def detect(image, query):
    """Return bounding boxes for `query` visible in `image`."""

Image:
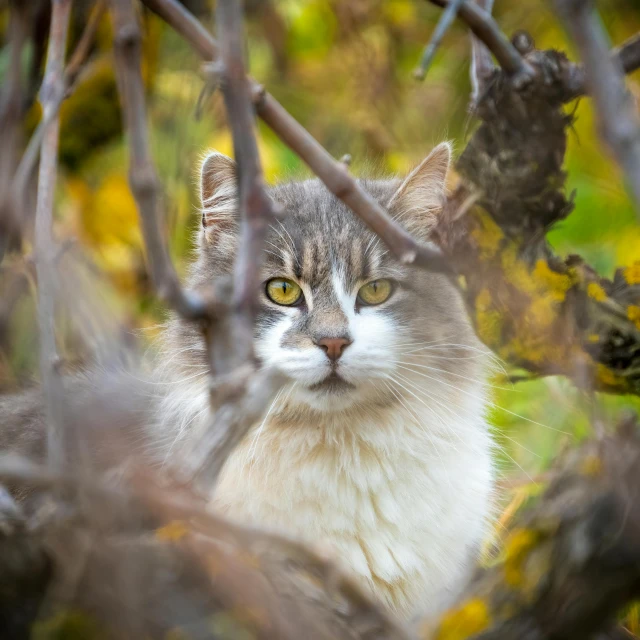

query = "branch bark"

[469,0,496,107]
[426,0,534,85]
[109,0,209,321]
[414,0,466,81]
[215,0,277,368]
[34,0,72,471]
[13,0,107,213]
[555,0,640,218]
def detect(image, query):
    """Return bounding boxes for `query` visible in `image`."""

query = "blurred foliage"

[1,0,640,583]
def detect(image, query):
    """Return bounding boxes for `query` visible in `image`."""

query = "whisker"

[384,375,460,454]
[392,364,569,435]
[394,361,515,392]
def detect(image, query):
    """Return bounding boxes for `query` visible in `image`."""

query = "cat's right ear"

[200,151,237,233]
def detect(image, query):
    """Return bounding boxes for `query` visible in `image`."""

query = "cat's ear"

[388,142,451,238]
[200,151,237,231]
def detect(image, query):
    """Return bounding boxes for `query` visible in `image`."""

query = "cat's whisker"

[384,375,460,455]
[275,219,301,266]
[392,362,569,435]
[393,370,545,472]
[393,361,515,392]
[492,430,542,459]
[245,386,287,468]
[390,370,468,451]
[382,380,455,473]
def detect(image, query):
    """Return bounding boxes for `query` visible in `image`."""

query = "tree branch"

[13,0,107,214]
[555,0,640,218]
[565,34,640,100]
[216,0,277,368]
[140,0,451,275]
[426,0,534,85]
[109,0,209,321]
[34,0,73,472]
[414,0,466,81]
[469,0,496,107]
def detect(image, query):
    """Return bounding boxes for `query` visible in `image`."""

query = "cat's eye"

[357,279,393,306]
[266,278,303,306]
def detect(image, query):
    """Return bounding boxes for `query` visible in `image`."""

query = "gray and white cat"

[155,143,495,619]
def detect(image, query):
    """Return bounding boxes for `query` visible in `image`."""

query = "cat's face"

[184,145,483,413]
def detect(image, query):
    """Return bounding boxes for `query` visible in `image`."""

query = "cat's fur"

[153,144,495,618]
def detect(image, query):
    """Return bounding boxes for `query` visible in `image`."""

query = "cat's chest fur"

[209,398,494,619]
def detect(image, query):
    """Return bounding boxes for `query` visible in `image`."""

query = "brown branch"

[615,33,640,78]
[140,0,451,275]
[109,0,209,321]
[216,0,277,368]
[414,0,466,81]
[13,0,107,210]
[426,0,534,85]
[34,0,72,471]
[564,33,640,100]
[555,0,640,218]
[469,0,496,107]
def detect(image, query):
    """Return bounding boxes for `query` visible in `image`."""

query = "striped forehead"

[262,180,383,290]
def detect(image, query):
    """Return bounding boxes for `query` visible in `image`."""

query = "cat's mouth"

[308,371,356,394]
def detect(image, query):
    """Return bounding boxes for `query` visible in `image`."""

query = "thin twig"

[109,0,209,320]
[555,0,640,218]
[414,0,466,81]
[216,0,277,367]
[140,0,451,274]
[34,0,73,471]
[469,0,495,106]
[565,33,640,99]
[0,3,30,259]
[14,0,107,208]
[426,0,534,85]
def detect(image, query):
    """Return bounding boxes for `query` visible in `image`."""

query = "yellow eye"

[357,279,393,306]
[266,278,303,306]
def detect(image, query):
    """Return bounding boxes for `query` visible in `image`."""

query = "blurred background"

[1,0,640,542]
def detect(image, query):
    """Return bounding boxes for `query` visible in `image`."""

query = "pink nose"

[317,337,352,362]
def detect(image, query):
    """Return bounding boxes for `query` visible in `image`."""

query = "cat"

[153,143,495,619]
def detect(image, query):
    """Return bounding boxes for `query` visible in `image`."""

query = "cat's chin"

[290,374,381,413]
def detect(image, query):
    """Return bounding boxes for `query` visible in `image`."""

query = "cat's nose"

[316,337,352,362]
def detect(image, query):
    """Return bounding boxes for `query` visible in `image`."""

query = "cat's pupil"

[281,283,289,293]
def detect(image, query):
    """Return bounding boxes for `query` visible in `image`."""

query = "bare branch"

[555,0,640,218]
[426,0,534,85]
[13,0,107,209]
[140,0,451,274]
[216,0,277,367]
[469,0,496,106]
[34,0,72,470]
[615,33,640,78]
[414,0,466,81]
[0,3,30,260]
[565,32,640,99]
[109,0,209,320]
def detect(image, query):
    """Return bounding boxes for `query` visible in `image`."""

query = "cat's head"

[180,144,484,413]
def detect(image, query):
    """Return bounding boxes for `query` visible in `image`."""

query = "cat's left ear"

[388,142,451,238]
